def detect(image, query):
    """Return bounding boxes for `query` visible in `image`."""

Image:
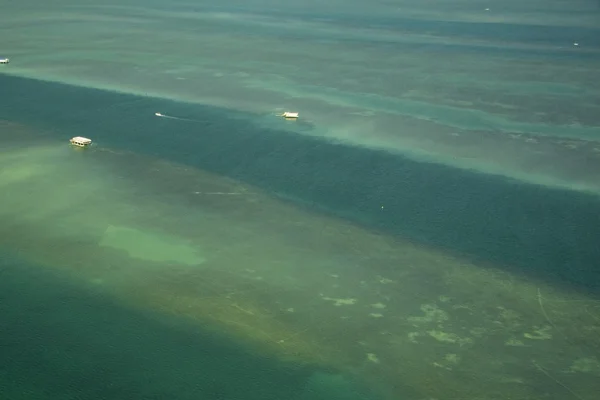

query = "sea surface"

[1,1,600,400]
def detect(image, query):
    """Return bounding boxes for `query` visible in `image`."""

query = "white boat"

[280,111,299,119]
[0,58,9,64]
[70,136,92,147]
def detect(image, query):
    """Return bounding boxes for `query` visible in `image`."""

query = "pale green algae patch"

[100,225,205,265]
[567,357,600,376]
[0,163,47,186]
[524,325,553,340]
[0,145,57,187]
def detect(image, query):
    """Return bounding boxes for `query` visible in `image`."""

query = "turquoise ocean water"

[2,75,599,293]
[2,1,600,399]
[2,74,600,400]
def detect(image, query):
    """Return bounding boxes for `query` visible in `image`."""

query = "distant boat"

[70,136,92,147]
[279,111,299,120]
[0,58,9,64]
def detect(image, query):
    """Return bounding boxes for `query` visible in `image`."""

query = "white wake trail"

[154,112,199,122]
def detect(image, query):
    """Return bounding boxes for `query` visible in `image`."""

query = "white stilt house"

[280,111,299,120]
[70,136,92,147]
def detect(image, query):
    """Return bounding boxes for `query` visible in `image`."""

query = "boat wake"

[154,112,199,122]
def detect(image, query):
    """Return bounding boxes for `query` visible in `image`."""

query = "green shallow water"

[1,117,600,400]
[0,253,380,400]
[2,76,600,295]
[0,126,380,400]
[2,1,600,397]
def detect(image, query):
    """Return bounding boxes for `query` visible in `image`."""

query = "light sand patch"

[366,353,380,364]
[469,327,487,337]
[445,353,460,364]
[505,338,527,347]
[433,353,461,371]
[0,163,48,187]
[566,357,600,375]
[408,303,449,324]
[100,225,205,265]
[407,332,421,343]
[427,330,473,346]
[523,325,553,340]
[0,146,63,188]
[377,276,394,284]
[321,296,357,306]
